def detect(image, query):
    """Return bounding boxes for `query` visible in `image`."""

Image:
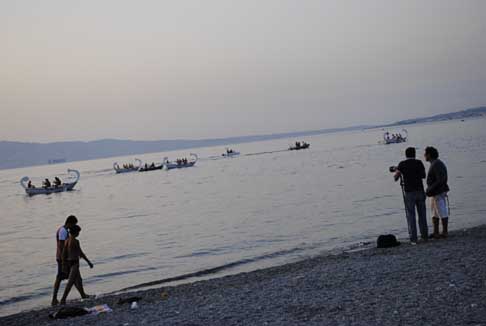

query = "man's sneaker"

[410,241,417,246]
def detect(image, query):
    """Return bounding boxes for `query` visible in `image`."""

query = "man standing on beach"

[425,147,450,238]
[394,147,428,244]
[51,215,78,306]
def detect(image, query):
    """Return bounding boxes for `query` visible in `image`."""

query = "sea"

[1,118,485,317]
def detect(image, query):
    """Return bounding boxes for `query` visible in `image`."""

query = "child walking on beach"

[60,225,94,305]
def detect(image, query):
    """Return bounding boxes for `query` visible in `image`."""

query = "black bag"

[377,234,400,248]
[49,307,89,319]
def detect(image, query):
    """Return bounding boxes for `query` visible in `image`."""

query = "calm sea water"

[1,119,485,316]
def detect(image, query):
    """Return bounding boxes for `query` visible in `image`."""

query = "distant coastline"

[0,106,484,171]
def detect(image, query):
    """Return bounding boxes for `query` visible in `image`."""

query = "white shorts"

[431,193,449,219]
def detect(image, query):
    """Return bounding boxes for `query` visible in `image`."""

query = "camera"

[389,166,398,173]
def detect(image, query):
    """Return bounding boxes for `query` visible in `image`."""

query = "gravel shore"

[2,225,486,326]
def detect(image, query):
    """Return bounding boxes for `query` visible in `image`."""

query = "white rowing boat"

[222,149,240,157]
[20,169,80,196]
[382,129,408,144]
[163,153,198,170]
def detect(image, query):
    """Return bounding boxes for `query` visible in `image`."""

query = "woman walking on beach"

[60,225,94,305]
[52,215,78,306]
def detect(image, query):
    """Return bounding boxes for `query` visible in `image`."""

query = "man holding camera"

[424,146,450,238]
[393,147,428,244]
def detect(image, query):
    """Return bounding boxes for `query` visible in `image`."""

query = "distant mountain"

[1,106,484,170]
[0,125,368,170]
[385,106,486,127]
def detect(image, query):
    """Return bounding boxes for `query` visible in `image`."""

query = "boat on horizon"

[222,148,240,157]
[20,169,80,196]
[289,141,310,151]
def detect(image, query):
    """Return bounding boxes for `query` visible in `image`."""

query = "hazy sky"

[1,1,485,142]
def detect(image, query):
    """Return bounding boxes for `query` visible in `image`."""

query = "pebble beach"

[2,224,486,326]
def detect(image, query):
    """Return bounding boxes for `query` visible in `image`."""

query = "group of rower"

[294,141,308,148]
[144,162,157,169]
[176,158,189,166]
[385,132,405,142]
[114,163,136,170]
[28,177,62,189]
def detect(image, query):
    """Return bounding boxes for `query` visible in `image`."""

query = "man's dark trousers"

[404,191,428,242]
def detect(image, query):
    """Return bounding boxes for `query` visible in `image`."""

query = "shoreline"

[0,236,376,318]
[2,224,486,325]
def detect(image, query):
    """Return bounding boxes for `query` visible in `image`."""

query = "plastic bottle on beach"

[131,301,138,310]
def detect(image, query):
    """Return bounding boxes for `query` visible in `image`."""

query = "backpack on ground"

[377,234,400,248]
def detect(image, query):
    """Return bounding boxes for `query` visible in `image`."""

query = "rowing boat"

[383,129,408,144]
[163,153,198,170]
[114,158,142,173]
[20,169,80,196]
[289,143,310,150]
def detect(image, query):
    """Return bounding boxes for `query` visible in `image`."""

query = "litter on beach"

[86,304,113,315]
[161,291,169,300]
[117,296,142,305]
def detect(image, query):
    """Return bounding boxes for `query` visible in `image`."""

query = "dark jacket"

[426,159,450,197]
[397,158,426,193]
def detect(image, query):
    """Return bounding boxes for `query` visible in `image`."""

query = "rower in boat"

[53,177,62,188]
[27,180,35,188]
[43,178,51,189]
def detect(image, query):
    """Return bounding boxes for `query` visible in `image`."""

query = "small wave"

[0,287,50,307]
[0,230,19,237]
[113,213,150,220]
[352,194,394,204]
[0,294,36,307]
[244,149,288,157]
[88,267,158,281]
[109,252,150,261]
[83,168,113,175]
[92,252,151,266]
[118,246,308,292]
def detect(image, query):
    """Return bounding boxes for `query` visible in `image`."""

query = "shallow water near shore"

[1,118,485,316]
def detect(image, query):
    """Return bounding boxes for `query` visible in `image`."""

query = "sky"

[1,1,486,142]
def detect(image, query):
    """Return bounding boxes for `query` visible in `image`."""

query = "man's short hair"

[65,215,78,226]
[405,147,416,158]
[425,146,439,160]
